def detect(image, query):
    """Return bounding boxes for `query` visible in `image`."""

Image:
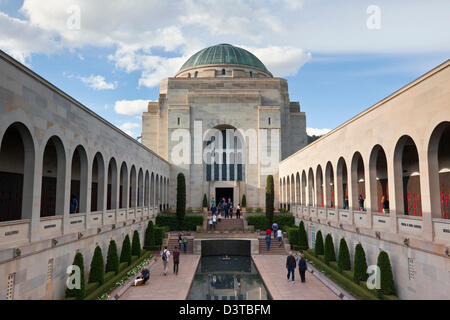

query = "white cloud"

[117,122,140,137]
[307,128,331,136]
[80,75,117,90]
[114,100,149,115]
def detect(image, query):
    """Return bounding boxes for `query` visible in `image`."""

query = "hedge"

[246,214,295,231]
[315,230,324,256]
[241,194,246,207]
[337,238,351,272]
[176,173,186,221]
[377,251,396,296]
[105,240,119,274]
[298,221,309,250]
[88,246,105,285]
[143,221,155,249]
[353,243,368,283]
[84,251,153,300]
[324,234,336,264]
[287,227,300,247]
[131,230,142,258]
[202,194,208,208]
[120,234,132,266]
[65,252,85,299]
[156,214,203,231]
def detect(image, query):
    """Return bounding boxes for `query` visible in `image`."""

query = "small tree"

[324,233,336,264]
[144,220,155,249]
[105,240,119,274]
[337,238,351,272]
[120,234,132,266]
[131,230,142,258]
[315,230,324,256]
[88,246,105,285]
[298,221,309,250]
[377,251,396,296]
[353,243,368,283]
[241,194,247,208]
[202,194,208,208]
[265,175,275,225]
[65,252,85,299]
[176,173,186,222]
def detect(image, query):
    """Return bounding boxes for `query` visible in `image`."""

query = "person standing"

[178,233,183,249]
[382,196,389,213]
[229,203,233,219]
[173,246,180,275]
[183,235,188,253]
[286,252,296,282]
[212,213,217,230]
[70,195,78,214]
[344,196,349,210]
[298,251,308,283]
[161,246,171,276]
[211,204,217,216]
[272,222,278,240]
[265,233,271,251]
[236,204,241,219]
[277,229,283,247]
[358,194,365,211]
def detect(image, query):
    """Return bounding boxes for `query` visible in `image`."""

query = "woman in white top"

[277,229,283,247]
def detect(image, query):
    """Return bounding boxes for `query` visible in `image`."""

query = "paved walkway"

[252,255,340,300]
[120,254,200,300]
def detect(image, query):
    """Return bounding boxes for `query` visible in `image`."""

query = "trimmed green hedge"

[324,233,336,264]
[353,243,368,283]
[88,246,105,285]
[337,238,351,272]
[287,227,300,246]
[246,214,295,231]
[298,221,309,250]
[314,230,324,256]
[65,252,85,299]
[156,214,203,231]
[144,221,155,249]
[131,230,142,258]
[85,282,100,296]
[84,251,153,300]
[120,235,132,266]
[154,226,169,246]
[105,240,119,274]
[377,251,396,296]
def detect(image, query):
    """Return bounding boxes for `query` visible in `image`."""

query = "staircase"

[214,217,244,231]
[166,236,194,254]
[258,236,287,255]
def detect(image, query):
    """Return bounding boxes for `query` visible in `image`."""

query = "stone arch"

[316,165,324,207]
[119,162,128,209]
[138,168,144,207]
[130,165,137,208]
[337,157,348,209]
[144,170,150,207]
[301,170,307,206]
[351,152,366,211]
[91,152,105,212]
[325,161,335,208]
[308,168,315,206]
[107,158,118,210]
[369,145,389,213]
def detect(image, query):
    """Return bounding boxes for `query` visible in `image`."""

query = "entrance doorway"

[216,188,234,204]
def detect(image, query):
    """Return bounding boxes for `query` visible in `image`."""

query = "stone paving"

[252,255,341,300]
[120,254,200,300]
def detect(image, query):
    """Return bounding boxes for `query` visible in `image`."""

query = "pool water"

[187,256,271,300]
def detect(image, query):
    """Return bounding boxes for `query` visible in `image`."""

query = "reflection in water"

[187,256,271,300]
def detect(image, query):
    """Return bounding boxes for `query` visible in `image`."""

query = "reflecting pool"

[187,256,271,300]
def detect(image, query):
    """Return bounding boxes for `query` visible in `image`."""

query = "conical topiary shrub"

[324,233,336,264]
[265,175,275,225]
[120,234,132,266]
[202,194,208,208]
[176,173,186,222]
[131,230,142,258]
[241,194,246,208]
[65,251,85,299]
[144,220,155,250]
[377,251,396,295]
[353,243,368,283]
[298,221,309,250]
[337,238,351,272]
[105,240,119,274]
[315,230,324,256]
[88,246,105,285]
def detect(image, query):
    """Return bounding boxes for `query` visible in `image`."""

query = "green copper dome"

[179,44,269,73]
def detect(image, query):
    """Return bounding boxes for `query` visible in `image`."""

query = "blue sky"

[1,0,449,137]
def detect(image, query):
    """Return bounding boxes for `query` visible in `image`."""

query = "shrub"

[88,246,105,285]
[120,234,132,266]
[256,208,263,213]
[265,175,274,225]
[105,240,119,274]
[156,214,203,231]
[298,221,309,250]
[247,214,295,231]
[287,227,300,246]
[337,238,351,272]
[377,251,396,296]
[65,252,85,299]
[241,194,247,208]
[202,194,208,208]
[246,207,253,213]
[154,226,168,246]
[131,230,142,258]
[315,230,324,256]
[324,233,336,264]
[176,173,186,221]
[144,220,155,249]
[353,243,368,283]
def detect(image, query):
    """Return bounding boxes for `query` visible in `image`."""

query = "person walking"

[161,246,171,276]
[178,233,183,248]
[286,252,296,282]
[298,251,308,283]
[272,222,278,240]
[236,204,241,219]
[265,233,271,251]
[277,229,283,247]
[173,246,180,275]
[212,213,217,230]
[183,235,188,253]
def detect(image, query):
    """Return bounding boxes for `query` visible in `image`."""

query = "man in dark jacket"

[298,251,308,283]
[286,252,296,282]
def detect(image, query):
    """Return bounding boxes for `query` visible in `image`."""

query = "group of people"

[208,197,242,230]
[264,222,283,250]
[286,251,308,283]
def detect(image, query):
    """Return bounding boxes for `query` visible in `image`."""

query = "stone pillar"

[418,149,433,242]
[29,149,42,243]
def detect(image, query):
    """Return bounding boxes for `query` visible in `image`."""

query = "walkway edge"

[307,264,356,300]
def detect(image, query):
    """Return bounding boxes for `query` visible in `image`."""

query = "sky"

[0,0,449,138]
